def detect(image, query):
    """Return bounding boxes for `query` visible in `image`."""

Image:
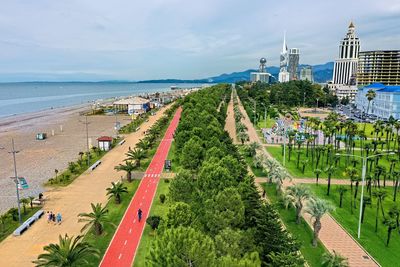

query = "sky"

[0,0,399,82]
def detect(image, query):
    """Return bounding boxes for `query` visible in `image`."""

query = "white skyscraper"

[332,22,360,86]
[278,32,290,83]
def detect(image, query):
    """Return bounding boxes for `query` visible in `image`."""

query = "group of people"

[47,211,62,224]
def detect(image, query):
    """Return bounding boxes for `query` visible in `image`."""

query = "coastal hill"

[138,62,334,84]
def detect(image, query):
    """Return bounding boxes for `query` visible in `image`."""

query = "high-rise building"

[300,66,313,82]
[288,48,300,80]
[332,22,360,86]
[278,32,290,83]
[357,50,400,86]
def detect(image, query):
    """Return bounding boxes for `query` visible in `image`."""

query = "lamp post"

[8,139,22,224]
[262,103,267,129]
[335,151,394,238]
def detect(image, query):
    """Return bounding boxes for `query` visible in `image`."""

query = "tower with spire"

[278,32,290,83]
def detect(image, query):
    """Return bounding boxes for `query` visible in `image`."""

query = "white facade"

[332,22,360,86]
[355,83,400,119]
[250,72,271,83]
[335,85,358,102]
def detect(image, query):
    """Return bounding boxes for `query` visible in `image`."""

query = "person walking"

[137,208,143,222]
[56,213,62,224]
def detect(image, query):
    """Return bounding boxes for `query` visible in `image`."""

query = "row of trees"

[233,89,250,145]
[145,84,304,266]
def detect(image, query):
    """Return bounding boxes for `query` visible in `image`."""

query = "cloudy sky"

[0,0,399,81]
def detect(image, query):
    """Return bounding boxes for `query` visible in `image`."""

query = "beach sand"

[0,104,132,214]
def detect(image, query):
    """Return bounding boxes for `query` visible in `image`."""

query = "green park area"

[262,183,327,267]
[309,184,400,267]
[256,117,276,129]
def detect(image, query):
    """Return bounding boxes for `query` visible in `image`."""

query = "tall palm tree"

[285,184,311,224]
[78,203,111,236]
[325,165,336,196]
[248,142,260,157]
[337,186,348,208]
[237,131,249,145]
[33,234,99,266]
[106,182,128,204]
[125,148,146,168]
[305,197,334,247]
[136,139,151,150]
[321,250,349,267]
[314,168,322,185]
[364,89,376,132]
[372,190,387,232]
[114,161,136,182]
[383,215,397,246]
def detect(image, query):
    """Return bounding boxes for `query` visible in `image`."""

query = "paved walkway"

[227,89,379,267]
[0,106,171,267]
[224,90,238,144]
[100,108,181,267]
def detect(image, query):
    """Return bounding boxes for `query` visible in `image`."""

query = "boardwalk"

[100,108,181,267]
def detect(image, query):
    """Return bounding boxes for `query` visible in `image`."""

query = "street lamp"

[261,103,267,129]
[335,151,395,239]
[7,139,22,224]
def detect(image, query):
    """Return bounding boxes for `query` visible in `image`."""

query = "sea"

[0,82,202,118]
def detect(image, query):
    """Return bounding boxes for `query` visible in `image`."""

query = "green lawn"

[83,180,140,266]
[0,206,41,243]
[244,156,268,177]
[262,183,327,267]
[134,180,171,267]
[266,146,394,179]
[356,123,375,138]
[309,184,400,267]
[257,117,276,129]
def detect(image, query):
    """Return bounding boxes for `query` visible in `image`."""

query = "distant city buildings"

[250,58,272,83]
[278,33,290,83]
[357,50,400,86]
[300,66,313,82]
[288,48,300,80]
[330,22,360,102]
[355,83,400,119]
[278,33,300,82]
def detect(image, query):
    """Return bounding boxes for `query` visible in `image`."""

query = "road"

[100,107,181,267]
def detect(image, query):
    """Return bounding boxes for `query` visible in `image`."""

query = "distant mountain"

[137,62,334,84]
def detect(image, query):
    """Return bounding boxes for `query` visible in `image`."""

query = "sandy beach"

[0,104,132,214]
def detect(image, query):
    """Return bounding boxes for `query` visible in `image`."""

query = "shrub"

[159,194,166,204]
[164,179,170,183]
[146,215,162,230]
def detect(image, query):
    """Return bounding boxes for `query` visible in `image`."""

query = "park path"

[224,90,238,144]
[0,106,172,267]
[100,108,181,267]
[227,88,379,267]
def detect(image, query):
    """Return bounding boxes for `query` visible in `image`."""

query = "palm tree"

[136,139,151,150]
[33,234,99,266]
[237,131,249,145]
[372,190,387,232]
[314,168,322,185]
[285,184,311,224]
[337,186,348,208]
[114,161,136,182]
[0,213,10,232]
[20,198,30,215]
[248,142,260,157]
[305,197,334,247]
[106,182,128,204]
[54,169,59,180]
[325,165,336,196]
[301,159,309,174]
[126,148,146,168]
[364,89,376,132]
[361,196,371,223]
[383,215,397,246]
[321,250,349,267]
[28,196,35,209]
[78,203,111,236]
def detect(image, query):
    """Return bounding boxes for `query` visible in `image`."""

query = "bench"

[13,209,44,236]
[90,160,102,171]
[118,139,126,146]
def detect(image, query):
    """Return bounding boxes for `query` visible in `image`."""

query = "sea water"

[0,82,200,117]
